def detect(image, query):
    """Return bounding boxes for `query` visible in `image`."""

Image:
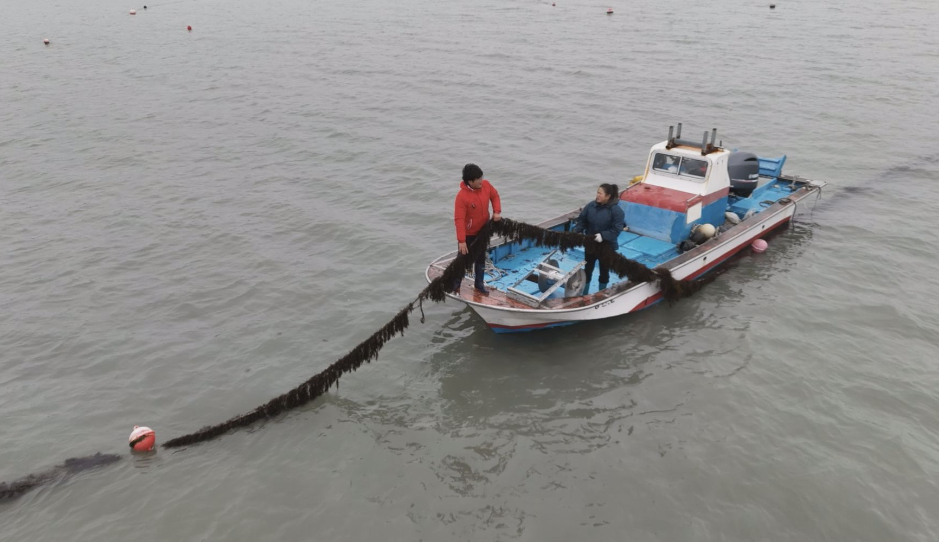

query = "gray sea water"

[2,0,939,539]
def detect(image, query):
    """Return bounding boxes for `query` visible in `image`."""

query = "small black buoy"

[143,5,147,9]
[769,3,775,8]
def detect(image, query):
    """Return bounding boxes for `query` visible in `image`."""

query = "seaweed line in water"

[1,218,715,502]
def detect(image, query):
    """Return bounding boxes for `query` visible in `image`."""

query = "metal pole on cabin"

[668,126,674,143]
[676,123,682,139]
[711,128,717,147]
[701,131,709,154]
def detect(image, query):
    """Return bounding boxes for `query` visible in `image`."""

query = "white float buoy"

[695,223,716,239]
[751,239,768,253]
[606,7,613,14]
[43,38,50,45]
[129,9,137,15]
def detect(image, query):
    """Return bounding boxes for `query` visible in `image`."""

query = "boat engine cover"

[728,151,760,196]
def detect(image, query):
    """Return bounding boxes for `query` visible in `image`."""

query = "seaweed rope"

[1,218,717,501]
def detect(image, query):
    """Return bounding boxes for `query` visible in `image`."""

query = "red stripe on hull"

[488,321,565,330]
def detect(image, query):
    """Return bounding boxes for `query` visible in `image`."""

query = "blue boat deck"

[483,229,679,296]
[728,178,798,217]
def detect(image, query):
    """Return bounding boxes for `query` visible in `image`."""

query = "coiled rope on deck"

[2,218,718,501]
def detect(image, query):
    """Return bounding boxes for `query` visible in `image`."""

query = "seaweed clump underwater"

[0,453,121,502]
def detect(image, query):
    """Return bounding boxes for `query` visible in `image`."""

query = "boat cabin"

[620,126,731,244]
[620,124,788,244]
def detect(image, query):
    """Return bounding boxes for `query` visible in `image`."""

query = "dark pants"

[584,250,610,285]
[453,235,488,290]
[465,235,487,287]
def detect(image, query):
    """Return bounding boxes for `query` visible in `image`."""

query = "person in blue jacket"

[572,183,625,294]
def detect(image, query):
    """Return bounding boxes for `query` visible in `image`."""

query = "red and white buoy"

[129,425,156,452]
[751,239,768,253]
[43,38,50,45]
[606,7,613,14]
[129,9,137,15]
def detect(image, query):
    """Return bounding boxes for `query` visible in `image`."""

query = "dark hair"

[599,183,619,202]
[462,163,484,183]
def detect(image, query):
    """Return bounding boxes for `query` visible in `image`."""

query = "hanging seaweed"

[164,218,714,448]
[163,232,497,448]
[162,303,417,448]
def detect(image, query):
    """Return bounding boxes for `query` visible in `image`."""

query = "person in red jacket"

[454,163,502,294]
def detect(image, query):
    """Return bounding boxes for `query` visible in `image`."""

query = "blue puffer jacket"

[573,200,626,249]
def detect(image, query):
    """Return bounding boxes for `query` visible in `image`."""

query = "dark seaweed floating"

[164,218,714,448]
[0,453,121,502]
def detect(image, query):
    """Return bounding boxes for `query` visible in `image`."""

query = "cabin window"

[652,153,708,180]
[679,158,708,178]
[652,153,681,174]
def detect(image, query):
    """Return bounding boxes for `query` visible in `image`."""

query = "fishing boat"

[425,125,826,333]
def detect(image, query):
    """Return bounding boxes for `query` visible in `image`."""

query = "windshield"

[652,153,708,180]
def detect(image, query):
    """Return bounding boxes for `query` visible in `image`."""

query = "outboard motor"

[727,152,760,197]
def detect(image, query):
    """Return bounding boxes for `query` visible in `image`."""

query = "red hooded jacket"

[454,180,501,242]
